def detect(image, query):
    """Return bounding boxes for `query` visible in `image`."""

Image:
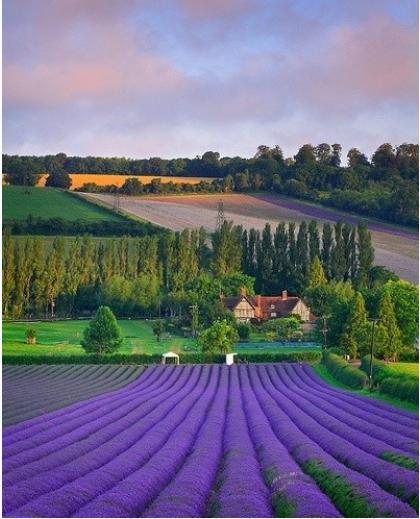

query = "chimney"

[240,286,247,297]
[256,295,261,307]
[281,290,288,301]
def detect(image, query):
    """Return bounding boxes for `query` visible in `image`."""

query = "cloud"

[3,0,418,159]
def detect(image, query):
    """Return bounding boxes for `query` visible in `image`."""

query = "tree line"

[3,142,418,225]
[4,220,379,321]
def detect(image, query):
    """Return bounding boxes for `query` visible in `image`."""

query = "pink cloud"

[301,15,418,106]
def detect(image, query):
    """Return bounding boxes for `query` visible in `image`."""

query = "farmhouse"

[221,288,311,323]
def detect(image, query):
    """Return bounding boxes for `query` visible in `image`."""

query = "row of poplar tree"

[213,220,375,295]
[3,219,375,319]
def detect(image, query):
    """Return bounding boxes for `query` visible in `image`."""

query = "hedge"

[379,377,419,404]
[360,355,419,404]
[2,350,321,365]
[399,349,419,363]
[322,351,368,389]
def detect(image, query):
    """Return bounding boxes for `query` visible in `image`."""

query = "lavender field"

[3,364,419,518]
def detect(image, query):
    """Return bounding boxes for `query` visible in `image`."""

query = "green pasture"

[3,319,320,357]
[3,186,121,222]
[384,362,419,378]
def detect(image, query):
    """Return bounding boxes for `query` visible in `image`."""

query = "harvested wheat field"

[32,173,215,189]
[83,193,418,283]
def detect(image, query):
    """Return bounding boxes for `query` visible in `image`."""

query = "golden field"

[3,174,216,189]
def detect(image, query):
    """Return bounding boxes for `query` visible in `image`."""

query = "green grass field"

[3,319,320,356]
[3,186,122,222]
[384,362,419,378]
[314,364,419,412]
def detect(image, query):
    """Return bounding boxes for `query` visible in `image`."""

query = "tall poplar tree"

[308,220,320,262]
[321,223,333,279]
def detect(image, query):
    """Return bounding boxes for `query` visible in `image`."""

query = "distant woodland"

[3,142,418,226]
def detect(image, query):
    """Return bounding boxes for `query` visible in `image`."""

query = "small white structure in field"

[161,351,179,365]
[226,353,237,366]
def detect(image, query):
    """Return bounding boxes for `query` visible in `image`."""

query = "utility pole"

[321,315,329,350]
[368,318,380,391]
[216,199,225,230]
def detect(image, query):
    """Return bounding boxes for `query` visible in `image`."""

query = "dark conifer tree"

[308,220,320,262]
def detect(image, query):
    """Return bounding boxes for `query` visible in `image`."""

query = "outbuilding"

[161,351,180,365]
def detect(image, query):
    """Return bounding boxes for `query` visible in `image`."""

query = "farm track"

[2,365,144,426]
[3,364,418,518]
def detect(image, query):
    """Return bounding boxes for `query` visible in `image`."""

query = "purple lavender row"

[282,364,418,456]
[303,364,419,425]
[3,366,159,442]
[239,366,340,517]
[293,364,419,444]
[208,366,273,517]
[4,367,168,453]
[73,366,222,517]
[4,366,202,516]
[4,367,182,473]
[4,367,186,487]
[143,367,230,518]
[267,366,418,508]
[250,365,417,518]
[3,366,162,444]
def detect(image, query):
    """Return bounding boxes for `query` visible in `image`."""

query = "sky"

[3,0,419,160]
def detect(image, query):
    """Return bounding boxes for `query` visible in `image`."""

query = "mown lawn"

[384,362,419,378]
[3,186,122,222]
[3,319,321,357]
[2,319,196,356]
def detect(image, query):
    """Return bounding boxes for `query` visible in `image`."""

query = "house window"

[271,312,277,317]
[270,304,275,309]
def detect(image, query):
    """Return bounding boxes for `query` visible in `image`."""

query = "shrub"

[25,328,36,344]
[360,354,419,403]
[399,349,419,363]
[322,351,368,389]
[2,350,321,365]
[237,323,251,341]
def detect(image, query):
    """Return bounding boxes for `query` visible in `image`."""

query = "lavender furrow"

[73,366,221,517]
[3,366,135,416]
[4,366,190,488]
[3,366,160,441]
[143,367,230,518]
[289,364,418,450]
[302,365,419,425]
[3,369,174,467]
[266,365,418,506]
[4,367,176,462]
[208,366,273,518]
[239,365,340,518]
[5,366,205,517]
[282,364,418,457]
[251,366,416,518]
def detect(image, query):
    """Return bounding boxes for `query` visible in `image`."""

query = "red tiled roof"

[249,296,301,319]
[221,293,308,320]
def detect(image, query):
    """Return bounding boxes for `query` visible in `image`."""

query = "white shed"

[161,351,180,365]
[225,353,237,366]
